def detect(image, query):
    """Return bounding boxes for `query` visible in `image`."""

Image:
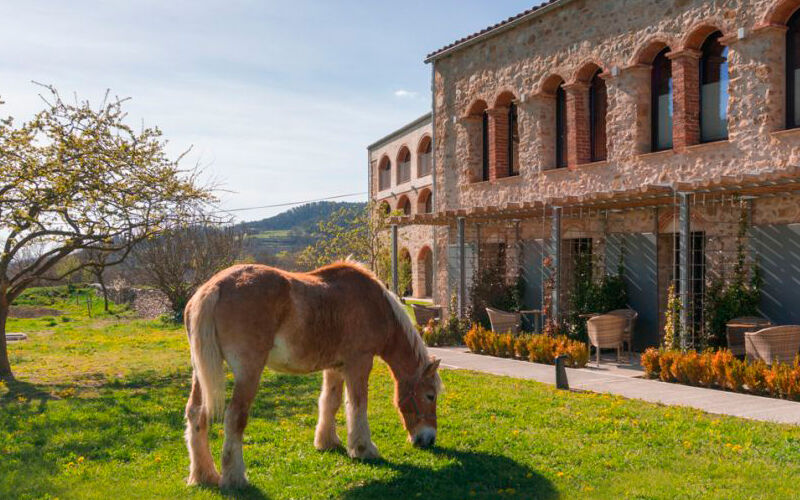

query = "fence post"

[551,207,562,322]
[679,192,691,350]
[457,216,466,317]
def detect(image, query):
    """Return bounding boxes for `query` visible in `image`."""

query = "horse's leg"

[185,374,220,486]
[315,368,344,451]
[219,364,261,489]
[343,358,380,459]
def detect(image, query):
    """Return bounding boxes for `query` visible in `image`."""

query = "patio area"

[429,346,800,425]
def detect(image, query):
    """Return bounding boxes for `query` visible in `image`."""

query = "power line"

[214,191,367,214]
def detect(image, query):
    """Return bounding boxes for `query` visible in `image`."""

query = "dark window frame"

[699,31,729,143]
[589,70,608,162]
[508,102,519,176]
[651,47,673,152]
[481,111,489,181]
[788,11,800,129]
[555,84,567,168]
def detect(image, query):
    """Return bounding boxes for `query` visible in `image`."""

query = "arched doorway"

[418,246,433,298]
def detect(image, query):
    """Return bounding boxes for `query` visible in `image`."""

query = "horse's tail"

[186,286,226,422]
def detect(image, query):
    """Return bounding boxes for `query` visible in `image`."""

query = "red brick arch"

[417,188,432,214]
[763,0,800,25]
[493,89,517,107]
[538,73,566,96]
[465,99,488,118]
[396,146,411,185]
[630,38,673,65]
[396,194,411,216]
[681,22,727,51]
[572,61,604,84]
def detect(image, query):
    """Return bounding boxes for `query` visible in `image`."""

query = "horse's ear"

[424,357,441,377]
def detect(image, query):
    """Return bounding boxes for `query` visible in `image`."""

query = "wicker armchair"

[587,314,628,367]
[726,316,772,356]
[607,308,638,360]
[745,325,800,364]
[486,307,521,335]
[411,304,441,327]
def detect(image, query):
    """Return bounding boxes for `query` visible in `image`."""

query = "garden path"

[428,347,800,425]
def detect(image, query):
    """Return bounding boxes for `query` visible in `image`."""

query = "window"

[418,189,433,214]
[378,157,391,191]
[397,196,411,216]
[397,148,411,184]
[788,10,800,128]
[589,70,608,162]
[418,137,432,177]
[555,84,568,168]
[481,111,489,180]
[700,31,729,142]
[652,48,673,151]
[508,102,520,175]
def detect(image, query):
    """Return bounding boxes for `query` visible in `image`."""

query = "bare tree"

[0,85,214,379]
[133,225,244,320]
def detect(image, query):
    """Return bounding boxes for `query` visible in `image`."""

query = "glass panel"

[789,11,800,128]
[556,85,567,168]
[652,49,673,151]
[701,33,728,142]
[590,71,607,161]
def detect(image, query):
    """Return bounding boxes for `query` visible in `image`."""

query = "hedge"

[641,348,800,401]
[464,325,589,368]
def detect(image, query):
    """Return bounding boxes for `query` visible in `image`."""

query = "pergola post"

[457,217,466,317]
[678,192,691,350]
[551,207,562,322]
[391,224,399,295]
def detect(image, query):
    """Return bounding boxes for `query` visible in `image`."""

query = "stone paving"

[428,346,800,425]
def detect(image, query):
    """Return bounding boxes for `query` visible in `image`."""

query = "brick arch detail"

[763,0,800,25]
[537,73,567,96]
[681,22,728,51]
[572,61,605,84]
[630,37,674,66]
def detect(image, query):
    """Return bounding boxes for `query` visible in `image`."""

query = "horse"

[183,261,443,488]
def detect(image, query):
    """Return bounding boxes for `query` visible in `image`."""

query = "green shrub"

[419,295,470,347]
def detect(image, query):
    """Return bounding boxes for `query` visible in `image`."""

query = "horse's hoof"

[187,469,221,487]
[219,475,248,490]
[348,441,380,460]
[314,433,342,451]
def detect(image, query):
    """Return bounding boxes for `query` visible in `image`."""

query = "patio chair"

[486,307,521,335]
[607,308,638,360]
[411,304,441,327]
[726,316,772,357]
[745,325,800,365]
[587,314,628,367]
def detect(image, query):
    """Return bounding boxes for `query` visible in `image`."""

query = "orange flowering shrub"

[464,324,589,368]
[640,348,800,401]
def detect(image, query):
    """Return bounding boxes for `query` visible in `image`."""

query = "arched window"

[378,157,391,191]
[589,70,608,161]
[417,137,432,177]
[555,83,568,168]
[652,47,673,151]
[418,246,433,298]
[788,10,800,129]
[481,110,489,180]
[397,148,411,184]
[379,201,390,215]
[418,189,432,214]
[700,31,729,142]
[397,196,411,216]
[508,101,520,175]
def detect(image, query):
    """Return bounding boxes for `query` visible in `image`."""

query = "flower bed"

[641,348,800,401]
[464,325,589,368]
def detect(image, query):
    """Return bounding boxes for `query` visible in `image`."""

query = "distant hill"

[241,201,365,234]
[239,201,366,264]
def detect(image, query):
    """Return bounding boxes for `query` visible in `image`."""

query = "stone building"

[368,113,436,300]
[372,0,800,349]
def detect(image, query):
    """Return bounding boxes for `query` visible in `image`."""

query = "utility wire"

[213,191,367,214]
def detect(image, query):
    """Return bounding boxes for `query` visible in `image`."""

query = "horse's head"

[396,357,442,448]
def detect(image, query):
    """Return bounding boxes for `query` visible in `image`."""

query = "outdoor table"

[519,309,543,334]
[727,317,772,356]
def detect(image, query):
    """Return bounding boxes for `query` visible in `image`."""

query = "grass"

[2,288,800,499]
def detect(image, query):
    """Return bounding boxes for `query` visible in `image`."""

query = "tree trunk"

[0,297,12,379]
[98,274,109,312]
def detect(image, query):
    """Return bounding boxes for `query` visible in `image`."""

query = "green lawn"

[1,289,799,499]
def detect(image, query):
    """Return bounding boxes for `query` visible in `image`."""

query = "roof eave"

[424,0,573,64]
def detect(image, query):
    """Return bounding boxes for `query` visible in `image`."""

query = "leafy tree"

[297,202,393,279]
[0,86,213,379]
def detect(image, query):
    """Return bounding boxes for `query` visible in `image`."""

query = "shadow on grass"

[343,447,557,500]
[0,370,321,499]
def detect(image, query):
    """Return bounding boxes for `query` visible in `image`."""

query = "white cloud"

[393,89,419,99]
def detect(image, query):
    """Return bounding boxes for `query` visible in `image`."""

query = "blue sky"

[1,0,539,221]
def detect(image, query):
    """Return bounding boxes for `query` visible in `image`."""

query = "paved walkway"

[428,346,800,425]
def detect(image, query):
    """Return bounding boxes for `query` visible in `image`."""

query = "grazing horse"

[183,262,442,488]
